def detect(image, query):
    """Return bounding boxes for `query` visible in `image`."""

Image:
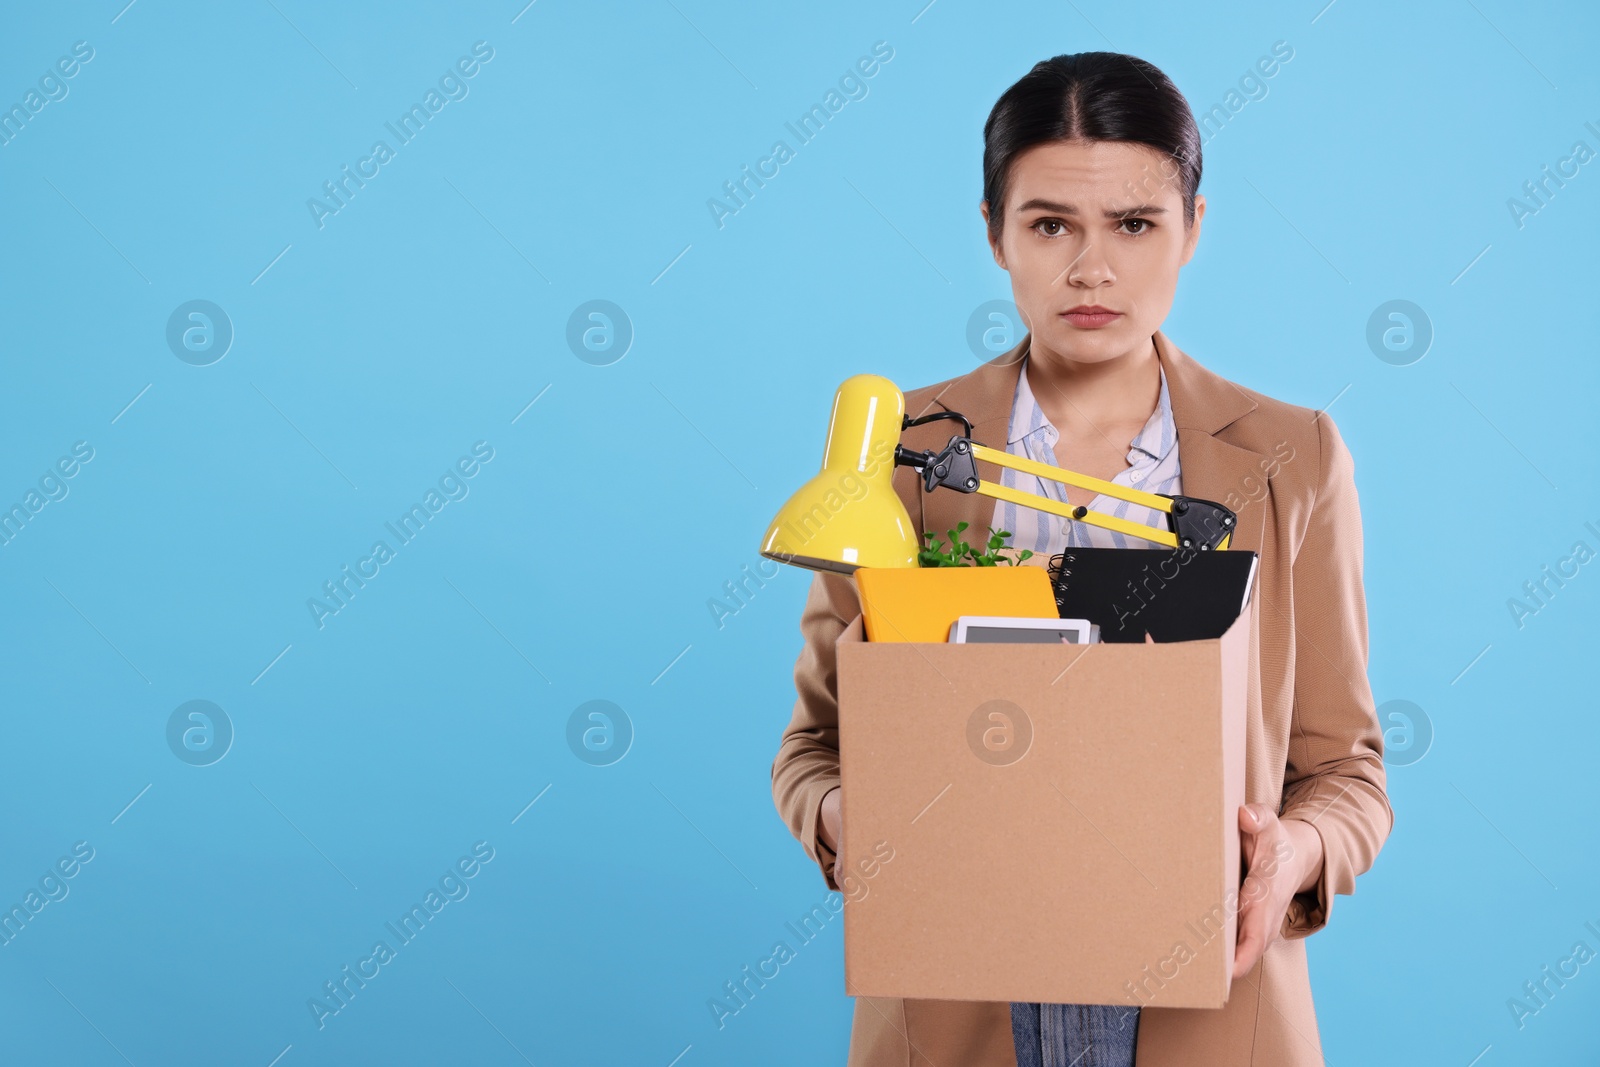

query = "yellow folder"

[852,565,1060,643]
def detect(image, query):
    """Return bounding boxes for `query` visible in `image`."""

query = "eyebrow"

[1014,199,1168,219]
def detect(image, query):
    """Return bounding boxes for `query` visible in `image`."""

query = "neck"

[1023,334,1161,440]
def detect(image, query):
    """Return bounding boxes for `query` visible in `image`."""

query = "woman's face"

[982,138,1204,367]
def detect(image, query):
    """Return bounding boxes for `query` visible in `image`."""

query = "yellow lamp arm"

[900,435,1236,552]
[971,443,1186,548]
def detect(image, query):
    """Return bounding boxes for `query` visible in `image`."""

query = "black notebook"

[1045,547,1259,644]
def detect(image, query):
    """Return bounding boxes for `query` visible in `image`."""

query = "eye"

[1119,217,1154,235]
[1031,218,1067,237]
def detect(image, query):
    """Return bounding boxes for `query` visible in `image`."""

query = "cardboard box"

[835,592,1251,1008]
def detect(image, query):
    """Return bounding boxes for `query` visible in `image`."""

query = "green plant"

[918,521,1035,567]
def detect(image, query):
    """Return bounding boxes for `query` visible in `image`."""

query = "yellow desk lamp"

[760,374,1236,574]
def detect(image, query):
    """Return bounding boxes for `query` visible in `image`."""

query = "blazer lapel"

[908,330,1270,556]
[1155,329,1270,556]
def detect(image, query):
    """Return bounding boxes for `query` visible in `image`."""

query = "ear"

[980,200,1007,270]
[1180,193,1205,267]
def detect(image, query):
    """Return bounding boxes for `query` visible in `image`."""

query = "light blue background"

[1,1,1596,1064]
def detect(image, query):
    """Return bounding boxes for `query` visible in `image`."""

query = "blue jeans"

[1010,1002,1140,1067]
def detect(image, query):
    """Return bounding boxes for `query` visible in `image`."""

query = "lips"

[1061,305,1121,328]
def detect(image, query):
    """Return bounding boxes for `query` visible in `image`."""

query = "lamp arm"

[901,409,973,438]
[894,433,1237,552]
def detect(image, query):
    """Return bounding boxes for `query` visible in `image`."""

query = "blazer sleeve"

[1276,411,1395,939]
[770,567,861,893]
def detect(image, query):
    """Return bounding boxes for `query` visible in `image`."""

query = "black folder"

[1046,547,1259,644]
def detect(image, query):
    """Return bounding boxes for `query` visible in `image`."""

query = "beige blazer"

[770,329,1393,1066]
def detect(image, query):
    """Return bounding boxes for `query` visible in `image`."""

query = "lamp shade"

[761,374,920,573]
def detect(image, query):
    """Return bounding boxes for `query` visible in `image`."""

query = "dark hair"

[982,52,1201,247]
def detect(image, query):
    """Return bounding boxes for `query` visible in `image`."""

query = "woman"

[771,52,1392,1066]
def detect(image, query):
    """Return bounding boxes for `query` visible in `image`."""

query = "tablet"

[949,615,1095,644]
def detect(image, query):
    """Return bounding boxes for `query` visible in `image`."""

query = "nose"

[1064,239,1114,287]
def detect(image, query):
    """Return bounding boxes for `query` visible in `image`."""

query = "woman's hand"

[1232,802,1324,979]
[818,786,843,886]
